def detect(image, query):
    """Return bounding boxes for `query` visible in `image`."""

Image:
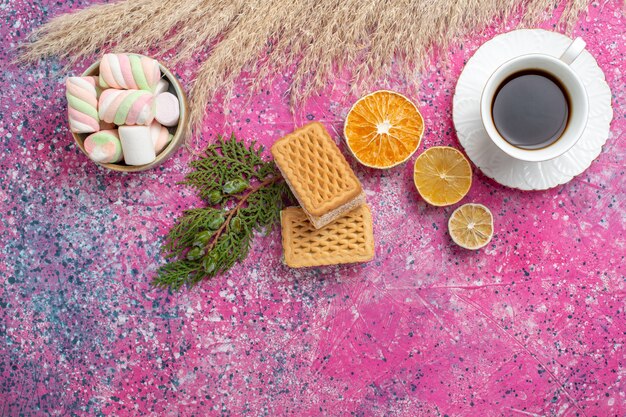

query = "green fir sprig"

[153,135,294,291]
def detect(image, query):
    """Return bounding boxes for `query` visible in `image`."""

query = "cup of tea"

[480,37,588,162]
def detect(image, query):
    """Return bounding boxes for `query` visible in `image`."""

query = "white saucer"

[453,29,613,190]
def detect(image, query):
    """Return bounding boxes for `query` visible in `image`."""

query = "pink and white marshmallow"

[99,89,155,126]
[66,76,100,133]
[150,122,173,154]
[154,92,180,127]
[99,53,161,91]
[84,130,123,163]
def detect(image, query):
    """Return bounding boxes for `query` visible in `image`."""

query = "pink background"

[0,0,624,416]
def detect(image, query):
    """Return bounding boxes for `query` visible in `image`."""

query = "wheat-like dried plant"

[19,0,591,142]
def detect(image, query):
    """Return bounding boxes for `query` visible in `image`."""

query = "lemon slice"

[448,203,494,250]
[413,146,472,206]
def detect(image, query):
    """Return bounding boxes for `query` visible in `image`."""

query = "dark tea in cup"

[491,70,570,150]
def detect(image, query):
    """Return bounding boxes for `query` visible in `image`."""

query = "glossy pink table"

[1,0,624,415]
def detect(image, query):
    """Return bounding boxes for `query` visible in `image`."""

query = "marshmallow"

[99,53,161,91]
[149,122,173,154]
[66,76,100,133]
[153,79,170,96]
[154,92,180,127]
[119,126,156,166]
[99,89,155,126]
[89,76,117,130]
[87,76,117,130]
[84,130,123,163]
[90,76,105,98]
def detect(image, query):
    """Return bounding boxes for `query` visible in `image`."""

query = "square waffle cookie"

[271,122,365,229]
[281,204,374,268]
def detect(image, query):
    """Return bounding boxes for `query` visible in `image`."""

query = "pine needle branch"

[153,135,294,291]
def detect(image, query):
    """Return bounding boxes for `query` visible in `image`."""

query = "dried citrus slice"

[413,146,472,206]
[448,203,494,250]
[344,90,424,169]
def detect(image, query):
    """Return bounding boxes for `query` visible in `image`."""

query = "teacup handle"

[559,37,586,65]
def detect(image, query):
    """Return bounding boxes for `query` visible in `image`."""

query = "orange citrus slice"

[413,146,472,206]
[448,204,494,250]
[344,90,424,169]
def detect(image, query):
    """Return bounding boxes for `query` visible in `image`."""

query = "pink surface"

[0,1,624,416]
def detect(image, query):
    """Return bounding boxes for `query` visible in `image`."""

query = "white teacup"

[480,38,588,162]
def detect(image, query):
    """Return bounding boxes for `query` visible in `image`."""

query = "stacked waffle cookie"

[272,122,375,268]
[66,53,181,166]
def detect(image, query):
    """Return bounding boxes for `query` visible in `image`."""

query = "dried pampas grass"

[20,0,591,141]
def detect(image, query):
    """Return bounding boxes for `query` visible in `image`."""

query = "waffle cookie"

[281,204,374,268]
[271,122,365,229]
